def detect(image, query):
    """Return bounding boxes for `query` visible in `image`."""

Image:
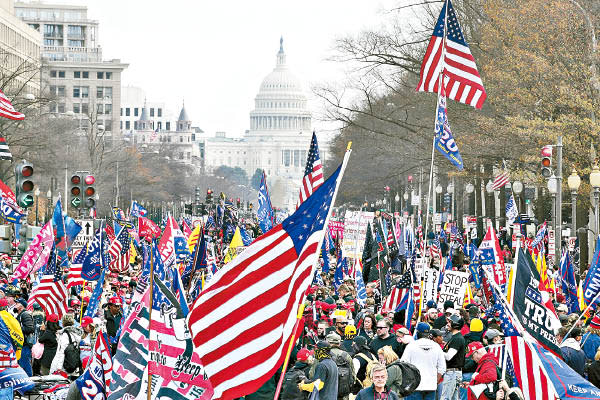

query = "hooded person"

[342,324,357,355]
[352,336,377,388]
[327,331,356,399]
[299,341,338,400]
[558,326,585,376]
[464,318,484,345]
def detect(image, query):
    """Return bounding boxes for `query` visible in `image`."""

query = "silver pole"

[556,135,563,265]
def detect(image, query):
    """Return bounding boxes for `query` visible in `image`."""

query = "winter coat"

[104,308,122,339]
[582,332,600,361]
[464,330,484,345]
[16,309,35,346]
[385,361,403,395]
[468,352,499,400]
[50,325,83,375]
[355,385,401,400]
[560,338,586,376]
[589,360,600,389]
[38,329,58,369]
[400,338,446,391]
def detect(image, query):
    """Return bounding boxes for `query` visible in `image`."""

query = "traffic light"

[541,145,553,178]
[249,202,253,211]
[69,173,82,209]
[185,203,192,215]
[206,189,213,204]
[83,174,96,208]
[195,187,201,204]
[236,198,241,208]
[15,161,34,208]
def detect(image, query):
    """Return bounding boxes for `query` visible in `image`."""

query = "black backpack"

[63,331,80,374]
[395,361,421,397]
[332,352,353,397]
[281,368,309,400]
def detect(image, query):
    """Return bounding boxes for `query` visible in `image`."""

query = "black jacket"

[38,329,58,368]
[308,358,338,400]
[589,360,600,389]
[104,308,122,338]
[16,310,35,339]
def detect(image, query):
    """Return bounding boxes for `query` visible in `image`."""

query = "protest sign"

[439,270,469,307]
[342,211,374,258]
[422,267,440,304]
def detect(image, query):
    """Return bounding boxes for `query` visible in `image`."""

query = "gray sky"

[67,0,397,137]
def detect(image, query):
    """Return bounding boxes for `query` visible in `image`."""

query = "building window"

[68,40,83,47]
[157,121,162,130]
[158,108,162,117]
[97,72,104,79]
[134,121,138,130]
[125,121,130,130]
[134,108,138,117]
[294,150,300,167]
[165,122,170,131]
[58,103,65,113]
[187,152,191,159]
[120,121,123,130]
[81,86,89,98]
[125,108,130,116]
[74,71,80,78]
[82,103,88,114]
[150,108,154,117]
[104,104,112,114]
[73,103,80,113]
[167,136,171,143]
[179,136,183,143]
[105,72,112,79]
[120,108,123,116]
[58,71,65,78]
[191,133,195,141]
[105,120,112,131]
[73,87,80,97]
[82,71,89,78]
[50,70,57,78]
[96,86,112,99]
[283,150,291,167]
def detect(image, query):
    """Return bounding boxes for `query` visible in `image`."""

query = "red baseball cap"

[108,296,122,306]
[47,314,59,323]
[0,299,8,307]
[296,348,314,361]
[83,296,90,303]
[81,316,94,328]
[466,341,485,357]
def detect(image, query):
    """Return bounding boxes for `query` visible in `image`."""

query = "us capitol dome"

[202,38,325,211]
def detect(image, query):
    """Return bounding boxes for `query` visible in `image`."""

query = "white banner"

[438,270,469,308]
[422,267,440,304]
[342,211,375,259]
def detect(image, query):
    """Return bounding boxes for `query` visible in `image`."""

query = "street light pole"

[567,169,581,236]
[548,174,558,263]
[590,164,600,235]
[556,135,563,263]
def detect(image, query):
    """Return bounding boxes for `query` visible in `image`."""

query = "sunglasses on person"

[376,325,388,330]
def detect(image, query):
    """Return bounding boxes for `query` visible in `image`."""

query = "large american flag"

[188,160,344,399]
[382,271,411,311]
[430,237,441,262]
[0,135,12,161]
[67,247,86,288]
[27,245,68,318]
[492,171,510,190]
[0,89,24,120]
[297,131,324,207]
[416,0,486,109]
[108,225,131,270]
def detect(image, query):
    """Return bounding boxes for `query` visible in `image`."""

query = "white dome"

[257,38,304,96]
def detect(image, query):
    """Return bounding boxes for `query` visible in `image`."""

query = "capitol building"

[201,38,325,210]
[127,38,325,211]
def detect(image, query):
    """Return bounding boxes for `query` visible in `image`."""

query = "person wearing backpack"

[281,348,314,400]
[327,332,356,400]
[50,313,83,377]
[351,336,377,389]
[401,322,446,400]
[463,342,499,400]
[299,341,337,400]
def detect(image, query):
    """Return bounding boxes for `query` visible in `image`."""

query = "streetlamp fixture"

[395,193,400,213]
[447,183,454,219]
[567,168,581,235]
[435,184,443,213]
[485,180,494,228]
[46,189,52,223]
[590,164,600,234]
[465,182,474,216]
[512,180,524,213]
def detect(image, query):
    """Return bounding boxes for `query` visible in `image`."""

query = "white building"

[120,85,177,134]
[202,38,326,210]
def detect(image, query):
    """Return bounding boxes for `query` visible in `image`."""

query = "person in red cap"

[463,342,499,400]
[583,313,600,361]
[79,316,96,369]
[104,296,123,354]
[280,348,315,399]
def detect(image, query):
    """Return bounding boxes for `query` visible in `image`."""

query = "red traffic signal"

[21,165,33,177]
[71,175,81,185]
[84,175,95,185]
[541,145,553,178]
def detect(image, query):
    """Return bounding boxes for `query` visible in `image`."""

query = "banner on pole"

[439,270,469,307]
[422,267,440,304]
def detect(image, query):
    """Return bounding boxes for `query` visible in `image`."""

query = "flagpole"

[146,242,155,400]
[273,303,306,400]
[79,279,85,324]
[424,0,450,251]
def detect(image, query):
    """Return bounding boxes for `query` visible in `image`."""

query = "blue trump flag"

[82,225,109,281]
[321,240,330,274]
[354,261,367,306]
[239,227,253,246]
[0,198,23,223]
[52,198,65,241]
[257,170,274,234]
[583,236,600,305]
[130,200,148,217]
[434,94,464,170]
[560,251,580,314]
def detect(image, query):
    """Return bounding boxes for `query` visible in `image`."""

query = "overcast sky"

[50,0,399,137]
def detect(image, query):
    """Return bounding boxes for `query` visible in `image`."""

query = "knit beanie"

[470,318,483,332]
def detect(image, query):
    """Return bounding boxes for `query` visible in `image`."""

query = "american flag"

[188,159,344,399]
[382,271,412,311]
[416,0,486,109]
[108,225,132,273]
[492,171,510,190]
[0,89,24,120]
[27,245,68,318]
[297,131,324,207]
[531,223,547,253]
[67,247,86,288]
[0,135,11,160]
[430,237,441,261]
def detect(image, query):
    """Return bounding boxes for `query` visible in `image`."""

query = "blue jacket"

[582,333,600,361]
[561,339,586,377]
[356,385,401,400]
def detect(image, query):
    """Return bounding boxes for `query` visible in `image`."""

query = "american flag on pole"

[430,237,441,261]
[27,245,68,318]
[0,135,12,160]
[107,225,131,273]
[297,131,324,207]
[416,0,486,109]
[382,271,411,311]
[0,89,24,120]
[492,171,510,190]
[188,154,347,399]
[67,247,86,288]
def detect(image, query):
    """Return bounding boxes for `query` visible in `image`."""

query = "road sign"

[71,197,81,207]
[72,219,94,249]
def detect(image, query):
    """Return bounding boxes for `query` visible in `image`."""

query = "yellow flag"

[0,310,23,359]
[578,279,586,311]
[224,227,244,264]
[464,281,474,305]
[188,225,201,253]
[129,242,137,264]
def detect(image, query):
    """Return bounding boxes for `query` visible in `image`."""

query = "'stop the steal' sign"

[438,270,469,307]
